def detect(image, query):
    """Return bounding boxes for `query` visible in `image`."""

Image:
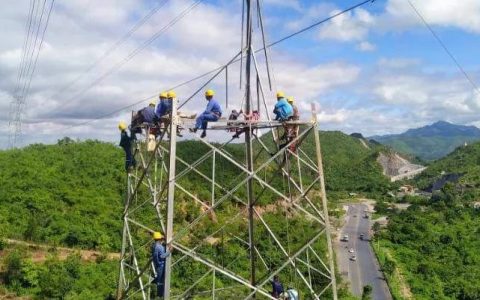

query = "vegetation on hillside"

[0,131,393,298]
[373,142,480,299]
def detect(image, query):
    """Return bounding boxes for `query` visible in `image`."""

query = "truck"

[341,234,349,242]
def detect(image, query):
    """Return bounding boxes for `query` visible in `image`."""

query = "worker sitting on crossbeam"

[189,89,222,138]
[155,90,183,137]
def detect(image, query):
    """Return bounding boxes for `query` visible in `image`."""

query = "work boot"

[189,127,198,133]
[200,130,207,138]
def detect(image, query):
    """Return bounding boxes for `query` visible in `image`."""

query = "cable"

[58,0,374,131]
[50,0,169,99]
[408,0,480,95]
[56,0,202,113]
[22,0,55,105]
[14,0,36,95]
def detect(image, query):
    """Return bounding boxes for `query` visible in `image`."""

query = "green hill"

[414,141,480,199]
[0,132,391,298]
[372,121,480,161]
[374,142,480,299]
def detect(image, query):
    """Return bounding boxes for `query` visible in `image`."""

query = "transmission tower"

[116,1,337,299]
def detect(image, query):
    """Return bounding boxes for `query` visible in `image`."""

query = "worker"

[287,97,299,120]
[151,231,172,298]
[270,275,284,299]
[118,121,136,171]
[284,287,299,300]
[156,90,182,137]
[155,91,170,119]
[273,91,293,121]
[189,89,222,138]
[131,101,157,133]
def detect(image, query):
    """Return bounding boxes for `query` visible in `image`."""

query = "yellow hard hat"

[159,92,168,99]
[287,97,294,103]
[276,91,285,98]
[149,101,156,106]
[167,90,176,98]
[153,231,163,240]
[118,121,127,131]
[205,89,215,97]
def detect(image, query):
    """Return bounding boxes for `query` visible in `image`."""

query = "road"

[335,204,392,300]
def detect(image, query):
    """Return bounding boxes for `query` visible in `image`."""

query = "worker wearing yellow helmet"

[118,121,136,171]
[189,89,222,138]
[152,231,172,298]
[156,91,171,119]
[273,91,293,121]
[287,97,299,120]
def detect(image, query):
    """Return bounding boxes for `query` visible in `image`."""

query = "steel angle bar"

[252,208,321,299]
[286,148,319,173]
[294,257,331,279]
[244,229,325,300]
[173,243,277,300]
[229,234,269,271]
[171,209,244,268]
[318,281,333,297]
[179,51,242,109]
[172,127,313,241]
[298,148,317,167]
[125,221,146,299]
[159,144,248,206]
[308,245,332,276]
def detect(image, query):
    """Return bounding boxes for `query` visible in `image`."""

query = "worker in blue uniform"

[151,231,172,298]
[156,90,182,137]
[118,121,136,171]
[270,275,284,298]
[273,91,293,121]
[155,91,171,119]
[189,89,222,138]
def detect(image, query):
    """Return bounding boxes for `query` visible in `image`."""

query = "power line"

[59,0,375,131]
[408,0,480,95]
[50,0,169,99]
[53,0,202,115]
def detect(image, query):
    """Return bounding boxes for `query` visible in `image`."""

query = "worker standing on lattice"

[189,89,222,138]
[273,91,293,121]
[118,121,136,171]
[156,90,183,137]
[285,97,300,152]
[270,275,285,299]
[151,231,172,298]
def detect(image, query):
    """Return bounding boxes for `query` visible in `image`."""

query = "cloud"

[317,8,375,42]
[383,0,480,33]
[356,41,376,52]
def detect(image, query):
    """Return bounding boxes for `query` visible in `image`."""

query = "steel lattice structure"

[116,1,337,299]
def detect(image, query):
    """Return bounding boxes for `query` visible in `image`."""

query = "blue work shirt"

[204,98,222,116]
[156,100,172,118]
[151,241,170,269]
[271,280,284,297]
[273,98,293,120]
[142,106,156,123]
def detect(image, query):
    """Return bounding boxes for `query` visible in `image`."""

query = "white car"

[350,255,357,261]
[348,248,355,253]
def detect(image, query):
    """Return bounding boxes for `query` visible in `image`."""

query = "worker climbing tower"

[116,0,337,299]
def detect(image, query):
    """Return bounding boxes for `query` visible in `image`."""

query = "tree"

[362,285,373,300]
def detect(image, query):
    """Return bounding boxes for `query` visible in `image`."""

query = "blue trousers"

[196,113,219,130]
[155,266,165,297]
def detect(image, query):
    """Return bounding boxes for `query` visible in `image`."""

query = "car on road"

[341,234,349,242]
[353,214,357,217]
[363,214,369,219]
[350,255,357,261]
[359,233,364,240]
[348,248,355,253]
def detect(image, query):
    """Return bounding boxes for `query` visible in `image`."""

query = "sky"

[1,0,480,148]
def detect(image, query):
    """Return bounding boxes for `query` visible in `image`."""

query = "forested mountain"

[371,121,480,161]
[375,142,480,299]
[0,132,391,298]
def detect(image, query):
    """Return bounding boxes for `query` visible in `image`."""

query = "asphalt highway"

[336,204,392,300]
